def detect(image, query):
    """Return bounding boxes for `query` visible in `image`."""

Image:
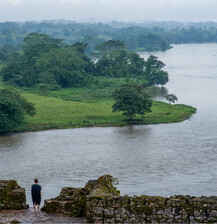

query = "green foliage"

[1,44,18,54]
[126,33,171,51]
[38,83,51,95]
[1,33,65,87]
[0,22,172,55]
[35,46,95,87]
[165,93,178,104]
[0,33,169,89]
[81,35,105,55]
[0,50,7,63]
[95,49,145,78]
[1,54,32,87]
[72,42,88,54]
[3,21,217,55]
[95,51,169,87]
[23,32,63,65]
[1,35,95,88]
[0,87,36,132]
[94,40,126,57]
[112,83,152,119]
[145,55,169,86]
[0,44,19,64]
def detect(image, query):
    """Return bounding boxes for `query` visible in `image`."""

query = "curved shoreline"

[12,101,196,133]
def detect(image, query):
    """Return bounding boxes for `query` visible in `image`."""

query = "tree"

[164,93,178,115]
[94,40,126,57]
[0,88,36,132]
[23,33,63,65]
[72,42,88,54]
[1,44,18,54]
[145,55,169,86]
[126,33,171,51]
[35,46,95,87]
[1,35,95,88]
[0,50,7,62]
[165,94,178,104]
[95,49,145,79]
[38,83,51,95]
[112,83,152,120]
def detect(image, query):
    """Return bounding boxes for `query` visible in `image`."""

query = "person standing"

[31,178,42,213]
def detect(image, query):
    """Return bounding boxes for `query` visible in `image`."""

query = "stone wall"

[0,180,27,210]
[41,175,120,217]
[41,175,217,223]
[86,195,217,223]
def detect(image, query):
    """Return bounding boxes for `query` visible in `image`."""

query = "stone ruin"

[0,180,27,210]
[42,175,217,223]
[41,175,119,217]
[1,176,217,223]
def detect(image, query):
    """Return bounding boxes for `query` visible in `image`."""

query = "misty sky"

[0,0,217,23]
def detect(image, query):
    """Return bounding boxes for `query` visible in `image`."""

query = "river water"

[1,44,217,206]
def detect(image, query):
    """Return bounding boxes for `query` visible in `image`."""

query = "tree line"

[0,21,172,55]
[0,33,169,90]
[2,21,217,56]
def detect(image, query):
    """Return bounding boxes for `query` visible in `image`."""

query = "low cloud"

[0,0,217,22]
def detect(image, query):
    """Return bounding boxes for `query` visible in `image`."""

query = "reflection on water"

[0,134,24,149]
[1,44,217,206]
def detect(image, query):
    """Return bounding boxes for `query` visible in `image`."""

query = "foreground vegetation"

[0,88,35,132]
[12,89,196,132]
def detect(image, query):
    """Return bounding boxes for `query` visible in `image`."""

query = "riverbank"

[12,90,196,133]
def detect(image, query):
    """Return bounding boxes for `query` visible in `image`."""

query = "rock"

[85,180,98,192]
[0,180,27,210]
[89,185,113,197]
[42,175,120,217]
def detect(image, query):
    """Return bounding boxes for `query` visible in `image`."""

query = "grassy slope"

[15,91,196,132]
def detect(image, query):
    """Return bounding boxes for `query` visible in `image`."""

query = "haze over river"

[1,44,217,206]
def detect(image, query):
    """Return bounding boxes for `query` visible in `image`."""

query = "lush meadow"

[14,89,196,132]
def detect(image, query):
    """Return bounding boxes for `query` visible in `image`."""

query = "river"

[1,44,217,206]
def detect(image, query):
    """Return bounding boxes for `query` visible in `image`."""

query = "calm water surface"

[1,44,217,206]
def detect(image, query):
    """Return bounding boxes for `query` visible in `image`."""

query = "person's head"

[34,178,38,183]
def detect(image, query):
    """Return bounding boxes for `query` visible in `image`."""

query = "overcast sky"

[0,0,217,23]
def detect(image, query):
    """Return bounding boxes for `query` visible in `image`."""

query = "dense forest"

[2,20,217,90]
[0,21,172,56]
[0,33,168,90]
[1,21,217,58]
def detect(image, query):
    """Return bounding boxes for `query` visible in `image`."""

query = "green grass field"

[0,71,196,132]
[14,91,196,132]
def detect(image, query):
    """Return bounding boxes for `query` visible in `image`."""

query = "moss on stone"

[0,180,27,210]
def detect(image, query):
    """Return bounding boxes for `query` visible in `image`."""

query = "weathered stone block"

[42,175,119,218]
[0,180,27,210]
[39,175,217,223]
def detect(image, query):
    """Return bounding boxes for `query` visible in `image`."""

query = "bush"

[0,88,36,133]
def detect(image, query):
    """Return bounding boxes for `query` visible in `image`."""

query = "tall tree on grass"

[165,94,178,104]
[0,88,36,133]
[112,83,152,120]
